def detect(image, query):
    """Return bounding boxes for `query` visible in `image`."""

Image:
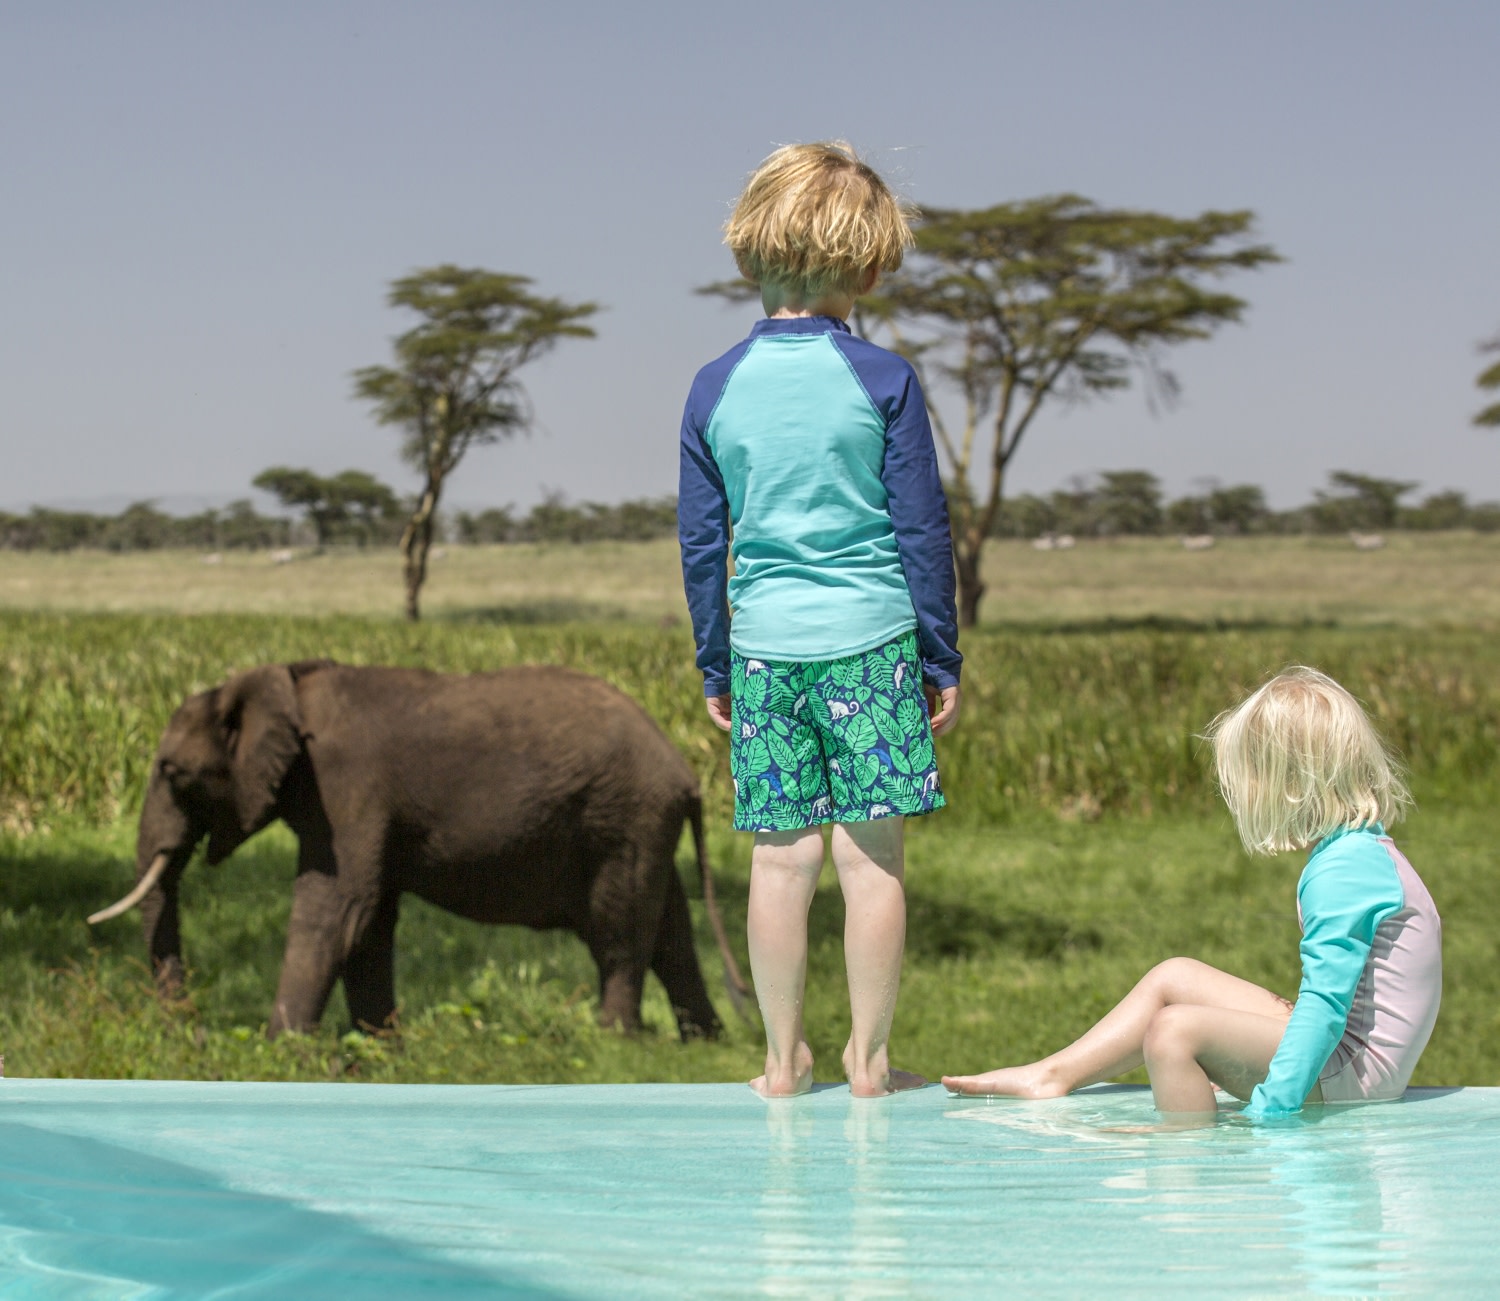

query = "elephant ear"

[214,665,305,848]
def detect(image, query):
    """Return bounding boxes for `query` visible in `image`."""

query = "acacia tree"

[253,467,402,548]
[1475,329,1500,428]
[354,265,597,619]
[860,198,1281,625]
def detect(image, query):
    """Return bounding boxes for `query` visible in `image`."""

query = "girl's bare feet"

[940,1064,1070,1098]
[751,1040,815,1097]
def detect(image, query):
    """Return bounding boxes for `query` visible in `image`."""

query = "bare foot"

[849,1067,927,1099]
[843,1040,927,1097]
[750,1041,814,1097]
[940,1065,1070,1099]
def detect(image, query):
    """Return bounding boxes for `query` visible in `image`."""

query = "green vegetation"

[0,498,294,553]
[4,808,1496,1088]
[5,611,1499,830]
[5,532,1500,626]
[0,536,1494,1085]
[1,584,1497,1086]
[1475,327,1500,428]
[352,264,599,619]
[251,467,403,548]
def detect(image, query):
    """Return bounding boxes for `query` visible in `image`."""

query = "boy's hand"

[706,694,733,732]
[926,683,961,736]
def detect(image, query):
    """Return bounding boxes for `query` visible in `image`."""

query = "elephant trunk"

[86,772,201,995]
[137,859,185,996]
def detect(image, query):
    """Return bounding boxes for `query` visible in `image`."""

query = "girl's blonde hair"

[724,141,915,298]
[1205,666,1411,855]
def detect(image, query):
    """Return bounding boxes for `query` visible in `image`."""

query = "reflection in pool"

[0,1079,1490,1297]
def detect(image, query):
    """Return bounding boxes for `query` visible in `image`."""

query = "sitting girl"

[943,666,1443,1120]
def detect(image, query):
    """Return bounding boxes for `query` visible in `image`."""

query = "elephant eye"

[158,759,181,781]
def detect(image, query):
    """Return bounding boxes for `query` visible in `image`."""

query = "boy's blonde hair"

[1206,666,1411,855]
[724,141,914,298]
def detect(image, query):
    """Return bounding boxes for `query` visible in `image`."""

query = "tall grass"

[3,612,1498,830]
[3,610,1497,1085]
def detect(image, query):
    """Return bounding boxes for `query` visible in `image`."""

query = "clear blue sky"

[3,1,1496,514]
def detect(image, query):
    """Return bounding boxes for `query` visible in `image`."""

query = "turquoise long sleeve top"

[1244,825,1405,1120]
[678,316,960,697]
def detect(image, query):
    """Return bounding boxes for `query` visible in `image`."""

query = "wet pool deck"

[2,1079,1497,1297]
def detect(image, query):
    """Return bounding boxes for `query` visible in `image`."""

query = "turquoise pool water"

[1,1080,1495,1297]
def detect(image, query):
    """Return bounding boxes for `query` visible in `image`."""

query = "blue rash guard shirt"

[1245,824,1415,1120]
[678,315,961,698]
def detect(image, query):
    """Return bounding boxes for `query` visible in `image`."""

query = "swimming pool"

[2,1079,1494,1296]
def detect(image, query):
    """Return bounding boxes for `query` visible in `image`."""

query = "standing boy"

[678,142,961,1097]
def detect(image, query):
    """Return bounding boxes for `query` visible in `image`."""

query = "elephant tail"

[690,797,752,1017]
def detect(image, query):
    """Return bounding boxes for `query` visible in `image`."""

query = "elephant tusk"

[87,852,171,925]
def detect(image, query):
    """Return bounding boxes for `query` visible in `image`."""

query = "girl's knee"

[1143,1004,1200,1063]
[1143,956,1201,998]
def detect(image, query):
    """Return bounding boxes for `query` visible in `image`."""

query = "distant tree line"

[990,470,1500,538]
[0,499,293,552]
[5,470,1494,554]
[452,493,678,545]
[0,482,679,552]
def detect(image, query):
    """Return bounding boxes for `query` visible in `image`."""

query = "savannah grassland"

[1,534,1498,1089]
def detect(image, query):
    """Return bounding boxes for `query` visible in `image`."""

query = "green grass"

[3,806,1496,1087]
[4,532,1499,627]
[4,613,1498,829]
[1,536,1497,1087]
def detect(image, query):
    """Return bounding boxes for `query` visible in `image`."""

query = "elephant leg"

[650,864,722,1041]
[582,847,653,1034]
[594,961,646,1035]
[341,891,401,1033]
[268,871,348,1038]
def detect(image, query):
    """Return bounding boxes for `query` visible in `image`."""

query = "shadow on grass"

[0,838,137,971]
[0,833,296,1024]
[692,879,1101,965]
[437,601,640,625]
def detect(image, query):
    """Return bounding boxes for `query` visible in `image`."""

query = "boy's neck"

[759,277,870,322]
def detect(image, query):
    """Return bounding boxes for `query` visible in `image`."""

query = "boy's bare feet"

[844,1042,927,1097]
[751,1041,815,1097]
[850,1067,927,1098]
[940,1064,1070,1098]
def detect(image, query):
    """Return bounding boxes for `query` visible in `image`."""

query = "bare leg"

[942,957,1291,1097]
[747,828,824,1097]
[1143,1004,1291,1114]
[831,818,925,1098]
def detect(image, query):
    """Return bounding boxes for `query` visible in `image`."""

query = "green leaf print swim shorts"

[728,630,947,832]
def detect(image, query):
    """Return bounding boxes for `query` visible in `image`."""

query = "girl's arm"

[1243,834,1405,1119]
[678,399,733,698]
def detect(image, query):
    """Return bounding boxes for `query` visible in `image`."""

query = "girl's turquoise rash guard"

[678,315,960,697]
[1245,824,1442,1120]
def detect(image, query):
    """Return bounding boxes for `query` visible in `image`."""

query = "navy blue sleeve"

[833,336,961,689]
[677,356,738,698]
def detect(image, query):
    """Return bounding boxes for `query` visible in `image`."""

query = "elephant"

[88,660,748,1040]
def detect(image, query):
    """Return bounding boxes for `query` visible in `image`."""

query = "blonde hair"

[1206,666,1411,855]
[724,141,914,298]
